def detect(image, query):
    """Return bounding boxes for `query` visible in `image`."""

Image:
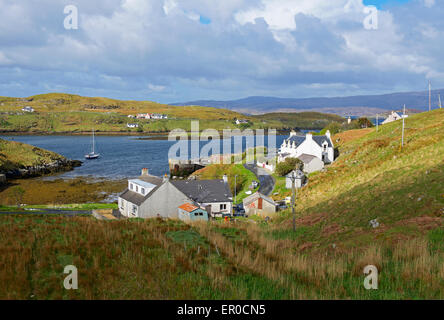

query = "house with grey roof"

[297,154,325,174]
[285,169,306,189]
[118,170,233,219]
[278,130,334,164]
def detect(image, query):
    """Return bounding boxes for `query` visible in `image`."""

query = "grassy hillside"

[0,93,345,133]
[191,164,259,204]
[0,139,66,172]
[0,110,442,300]
[252,112,345,130]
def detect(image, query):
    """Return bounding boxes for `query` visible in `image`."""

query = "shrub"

[276,157,303,176]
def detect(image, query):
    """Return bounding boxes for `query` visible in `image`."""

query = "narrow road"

[243,163,275,196]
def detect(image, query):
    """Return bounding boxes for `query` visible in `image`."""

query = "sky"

[0,0,442,103]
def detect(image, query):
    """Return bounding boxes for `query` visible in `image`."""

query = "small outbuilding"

[243,192,276,217]
[297,154,324,174]
[178,203,209,222]
[285,170,306,189]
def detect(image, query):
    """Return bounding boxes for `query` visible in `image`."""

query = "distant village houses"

[127,123,139,128]
[279,130,335,164]
[135,113,168,120]
[118,169,233,219]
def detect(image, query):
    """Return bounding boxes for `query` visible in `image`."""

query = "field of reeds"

[0,215,442,300]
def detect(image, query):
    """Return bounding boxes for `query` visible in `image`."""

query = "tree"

[10,186,25,209]
[357,117,374,129]
[276,157,303,176]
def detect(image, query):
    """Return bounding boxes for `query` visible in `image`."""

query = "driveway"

[243,163,275,196]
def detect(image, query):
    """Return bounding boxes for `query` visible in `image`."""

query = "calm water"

[1,135,287,178]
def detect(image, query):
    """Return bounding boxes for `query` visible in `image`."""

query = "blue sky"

[0,0,442,103]
[364,0,411,8]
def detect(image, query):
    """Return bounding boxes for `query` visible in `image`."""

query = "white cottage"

[279,131,335,164]
[382,111,408,125]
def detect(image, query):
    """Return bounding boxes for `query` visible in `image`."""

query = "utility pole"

[401,104,406,149]
[376,114,379,132]
[292,174,296,232]
[289,171,301,232]
[429,80,432,112]
[234,175,237,205]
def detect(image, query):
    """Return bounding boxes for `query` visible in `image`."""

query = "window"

[141,188,145,195]
[220,204,227,211]
[135,185,139,192]
[132,205,138,216]
[130,183,133,190]
[119,199,124,209]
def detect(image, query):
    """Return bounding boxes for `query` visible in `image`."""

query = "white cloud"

[148,83,166,92]
[424,0,435,8]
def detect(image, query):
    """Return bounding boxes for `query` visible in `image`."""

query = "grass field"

[0,109,442,300]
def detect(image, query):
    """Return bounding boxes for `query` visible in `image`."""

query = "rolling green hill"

[251,112,345,130]
[0,93,345,134]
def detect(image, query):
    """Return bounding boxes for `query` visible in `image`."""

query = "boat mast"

[92,129,95,154]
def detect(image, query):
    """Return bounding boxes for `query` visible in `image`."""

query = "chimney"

[163,173,169,182]
[306,133,313,141]
[141,168,149,176]
[325,130,331,140]
[222,175,228,184]
[290,130,297,137]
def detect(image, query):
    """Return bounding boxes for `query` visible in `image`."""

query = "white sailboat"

[85,129,100,160]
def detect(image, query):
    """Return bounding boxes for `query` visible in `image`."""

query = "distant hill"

[171,88,444,116]
[0,93,345,133]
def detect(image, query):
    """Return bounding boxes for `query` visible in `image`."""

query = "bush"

[319,122,342,135]
[276,158,303,176]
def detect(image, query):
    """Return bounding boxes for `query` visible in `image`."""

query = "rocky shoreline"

[2,159,82,179]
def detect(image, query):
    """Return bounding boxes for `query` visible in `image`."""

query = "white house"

[118,170,233,219]
[235,119,249,125]
[22,106,34,113]
[127,123,139,128]
[382,111,408,125]
[279,131,335,164]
